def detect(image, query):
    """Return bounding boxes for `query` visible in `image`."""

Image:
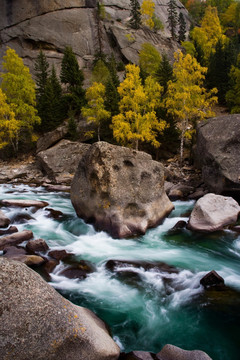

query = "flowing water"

[1,184,240,360]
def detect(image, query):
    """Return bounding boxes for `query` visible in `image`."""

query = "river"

[0,183,240,360]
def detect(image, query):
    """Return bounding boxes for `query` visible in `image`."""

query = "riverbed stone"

[200,270,225,289]
[156,344,213,360]
[71,142,174,238]
[0,257,120,360]
[48,249,70,260]
[188,193,240,232]
[0,225,18,235]
[0,230,33,250]
[60,260,95,280]
[0,199,49,208]
[26,238,49,254]
[0,209,10,228]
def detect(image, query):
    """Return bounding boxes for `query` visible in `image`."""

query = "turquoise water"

[0,184,240,360]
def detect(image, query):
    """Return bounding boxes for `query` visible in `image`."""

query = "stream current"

[0,184,240,360]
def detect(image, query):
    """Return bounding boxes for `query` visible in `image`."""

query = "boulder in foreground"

[71,142,174,238]
[188,193,240,232]
[156,344,212,360]
[0,257,120,360]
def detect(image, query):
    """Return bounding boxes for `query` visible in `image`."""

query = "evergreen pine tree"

[130,0,142,29]
[104,54,120,117]
[34,50,49,128]
[178,12,186,43]
[155,54,173,95]
[167,0,178,40]
[60,46,85,114]
[41,65,65,132]
[206,39,236,104]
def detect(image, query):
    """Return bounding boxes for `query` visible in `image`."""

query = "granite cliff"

[0,0,189,76]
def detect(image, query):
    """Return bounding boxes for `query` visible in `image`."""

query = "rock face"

[195,115,240,197]
[188,193,240,232]
[0,0,189,75]
[36,139,91,184]
[0,257,120,360]
[71,142,174,238]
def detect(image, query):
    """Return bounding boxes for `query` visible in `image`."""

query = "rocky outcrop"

[71,141,174,238]
[188,193,240,232]
[195,115,240,197]
[0,0,189,75]
[36,123,69,153]
[36,139,91,184]
[0,257,120,360]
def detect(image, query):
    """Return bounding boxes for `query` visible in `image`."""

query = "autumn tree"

[60,46,85,114]
[221,1,240,37]
[82,82,110,141]
[178,12,187,43]
[0,47,40,153]
[167,0,178,40]
[165,51,218,165]
[191,6,226,64]
[139,43,161,78]
[141,0,155,29]
[0,89,20,151]
[130,0,142,29]
[112,64,167,150]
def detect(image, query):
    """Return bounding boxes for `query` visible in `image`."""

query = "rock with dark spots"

[119,351,155,360]
[37,140,91,184]
[0,199,49,208]
[60,260,95,280]
[71,142,174,238]
[0,210,10,228]
[0,257,120,360]
[200,270,225,289]
[0,226,18,236]
[0,230,33,250]
[156,344,212,360]
[26,238,49,254]
[188,193,240,232]
[195,114,240,197]
[45,208,64,220]
[48,249,70,261]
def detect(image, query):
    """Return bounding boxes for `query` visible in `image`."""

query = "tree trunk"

[180,130,184,167]
[97,125,100,142]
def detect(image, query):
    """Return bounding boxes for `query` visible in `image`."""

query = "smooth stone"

[0,225,18,236]
[48,249,70,260]
[0,199,49,208]
[3,254,45,266]
[26,238,49,254]
[156,344,213,360]
[200,270,225,289]
[0,230,33,250]
[0,209,10,228]
[60,260,95,280]
[45,208,64,219]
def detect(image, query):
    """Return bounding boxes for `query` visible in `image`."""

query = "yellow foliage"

[82,82,110,141]
[139,43,161,77]
[112,64,166,150]
[141,0,155,29]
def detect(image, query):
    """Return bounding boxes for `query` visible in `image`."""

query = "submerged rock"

[0,257,120,360]
[156,344,212,360]
[188,193,240,232]
[71,142,174,238]
[60,260,95,280]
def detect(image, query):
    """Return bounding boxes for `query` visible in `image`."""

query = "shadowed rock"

[200,270,225,289]
[0,257,120,360]
[119,351,155,360]
[71,142,174,238]
[0,210,10,228]
[60,260,95,280]
[0,226,18,236]
[48,249,70,261]
[26,238,49,254]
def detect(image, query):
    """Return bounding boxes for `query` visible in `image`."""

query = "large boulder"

[36,139,91,184]
[0,257,120,360]
[195,115,240,197]
[71,142,174,238]
[188,193,240,232]
[156,344,212,360]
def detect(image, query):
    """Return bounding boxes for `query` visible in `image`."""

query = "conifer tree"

[0,47,40,153]
[130,0,142,29]
[60,46,85,114]
[167,0,178,40]
[226,55,240,113]
[104,55,120,117]
[178,12,186,43]
[155,54,173,95]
